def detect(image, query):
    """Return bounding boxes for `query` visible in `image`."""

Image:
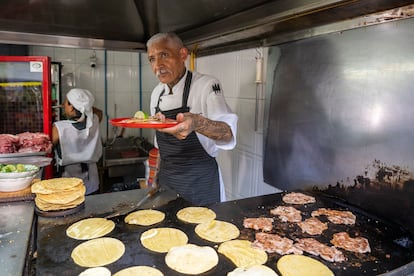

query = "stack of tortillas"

[31,177,85,211]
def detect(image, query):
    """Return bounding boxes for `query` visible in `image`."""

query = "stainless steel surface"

[264,17,414,190]
[0,201,35,276]
[0,1,413,55]
[0,231,12,238]
[382,261,414,276]
[262,17,414,246]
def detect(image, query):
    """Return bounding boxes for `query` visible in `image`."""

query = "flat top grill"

[36,190,414,275]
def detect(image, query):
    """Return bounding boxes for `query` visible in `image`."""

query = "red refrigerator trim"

[0,56,53,178]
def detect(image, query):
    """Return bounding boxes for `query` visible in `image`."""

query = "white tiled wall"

[196,48,281,200]
[29,46,158,141]
[30,46,281,200]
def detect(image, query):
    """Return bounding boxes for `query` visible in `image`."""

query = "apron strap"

[155,70,193,113]
[182,71,192,109]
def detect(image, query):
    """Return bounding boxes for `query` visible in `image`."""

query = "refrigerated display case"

[0,56,53,178]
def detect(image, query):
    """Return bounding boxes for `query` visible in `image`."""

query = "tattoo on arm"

[193,115,233,142]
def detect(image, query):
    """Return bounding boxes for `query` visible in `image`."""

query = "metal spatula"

[105,187,160,219]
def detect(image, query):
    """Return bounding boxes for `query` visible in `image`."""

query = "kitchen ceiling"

[0,0,413,56]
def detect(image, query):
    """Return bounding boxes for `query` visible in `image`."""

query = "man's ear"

[179,47,188,60]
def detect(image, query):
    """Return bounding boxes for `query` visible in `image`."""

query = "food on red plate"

[294,238,346,262]
[282,192,316,204]
[297,217,328,235]
[133,110,149,119]
[270,206,302,223]
[311,208,356,225]
[252,232,303,255]
[331,232,371,253]
[243,217,274,232]
[122,111,163,124]
[122,117,161,124]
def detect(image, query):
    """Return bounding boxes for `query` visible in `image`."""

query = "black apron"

[155,71,220,205]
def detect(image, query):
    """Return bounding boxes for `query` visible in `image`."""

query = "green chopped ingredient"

[0,164,31,173]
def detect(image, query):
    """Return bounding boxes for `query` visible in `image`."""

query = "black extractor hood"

[0,0,413,55]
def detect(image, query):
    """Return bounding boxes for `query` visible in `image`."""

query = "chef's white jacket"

[150,70,238,201]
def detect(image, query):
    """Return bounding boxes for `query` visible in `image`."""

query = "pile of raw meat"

[0,132,52,154]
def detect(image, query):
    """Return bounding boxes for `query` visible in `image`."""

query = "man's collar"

[165,69,188,94]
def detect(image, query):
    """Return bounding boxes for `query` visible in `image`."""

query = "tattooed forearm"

[193,114,233,142]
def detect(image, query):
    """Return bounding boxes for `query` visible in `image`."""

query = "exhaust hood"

[0,0,413,56]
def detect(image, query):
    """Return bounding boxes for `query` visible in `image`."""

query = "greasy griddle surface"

[36,193,414,275]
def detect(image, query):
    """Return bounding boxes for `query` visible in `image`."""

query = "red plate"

[110,117,178,129]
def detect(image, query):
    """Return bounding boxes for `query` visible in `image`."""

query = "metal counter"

[0,201,35,276]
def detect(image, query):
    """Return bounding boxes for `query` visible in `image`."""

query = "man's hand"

[156,113,193,140]
[156,112,233,142]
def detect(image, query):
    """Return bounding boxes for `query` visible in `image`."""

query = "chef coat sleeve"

[204,80,238,150]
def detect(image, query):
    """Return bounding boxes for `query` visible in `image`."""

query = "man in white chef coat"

[52,88,102,195]
[147,32,238,205]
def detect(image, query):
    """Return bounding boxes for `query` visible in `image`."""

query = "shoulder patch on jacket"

[212,83,222,95]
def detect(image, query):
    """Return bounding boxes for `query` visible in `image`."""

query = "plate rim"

[110,117,178,129]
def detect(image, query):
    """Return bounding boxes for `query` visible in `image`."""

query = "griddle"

[36,190,414,275]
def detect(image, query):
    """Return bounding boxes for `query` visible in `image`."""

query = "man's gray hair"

[146,32,185,49]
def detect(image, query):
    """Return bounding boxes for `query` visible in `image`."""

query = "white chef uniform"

[54,88,102,195]
[54,114,102,194]
[150,70,238,201]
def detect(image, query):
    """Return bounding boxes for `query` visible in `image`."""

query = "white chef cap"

[66,88,95,136]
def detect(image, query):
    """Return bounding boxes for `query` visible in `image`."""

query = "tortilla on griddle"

[124,209,165,226]
[113,266,164,276]
[71,237,125,267]
[227,265,278,276]
[176,206,216,224]
[140,227,188,253]
[66,218,115,240]
[78,267,111,276]
[195,219,240,243]
[165,244,219,275]
[218,239,268,268]
[277,255,334,276]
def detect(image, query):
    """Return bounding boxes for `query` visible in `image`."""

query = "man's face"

[147,39,188,87]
